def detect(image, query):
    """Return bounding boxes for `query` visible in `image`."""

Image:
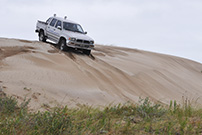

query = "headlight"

[90,41,94,44]
[69,37,76,41]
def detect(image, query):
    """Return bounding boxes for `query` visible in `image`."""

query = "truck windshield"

[63,22,84,34]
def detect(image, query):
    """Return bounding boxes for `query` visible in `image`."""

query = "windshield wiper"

[74,30,84,34]
[65,28,83,34]
[65,28,74,32]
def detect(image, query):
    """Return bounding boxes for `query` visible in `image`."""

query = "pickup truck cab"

[35,15,94,55]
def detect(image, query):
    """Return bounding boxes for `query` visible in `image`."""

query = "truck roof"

[52,16,78,24]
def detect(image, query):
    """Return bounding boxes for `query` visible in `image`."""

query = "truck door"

[54,20,62,42]
[46,18,57,42]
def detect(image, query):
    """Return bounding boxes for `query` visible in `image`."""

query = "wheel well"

[39,29,44,33]
[59,37,66,43]
[39,29,44,36]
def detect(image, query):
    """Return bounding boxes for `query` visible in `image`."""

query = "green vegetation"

[0,95,202,134]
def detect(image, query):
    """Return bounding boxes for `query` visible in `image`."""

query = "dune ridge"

[0,38,202,111]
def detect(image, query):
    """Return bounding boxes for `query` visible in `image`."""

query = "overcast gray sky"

[0,0,201,63]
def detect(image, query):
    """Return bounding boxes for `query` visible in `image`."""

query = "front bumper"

[67,41,94,50]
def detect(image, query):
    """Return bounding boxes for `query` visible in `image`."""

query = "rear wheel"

[39,31,46,42]
[59,39,67,51]
[83,50,91,55]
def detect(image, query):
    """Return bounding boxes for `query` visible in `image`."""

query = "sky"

[0,0,202,63]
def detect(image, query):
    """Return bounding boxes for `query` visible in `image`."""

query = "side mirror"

[84,31,87,34]
[57,26,62,30]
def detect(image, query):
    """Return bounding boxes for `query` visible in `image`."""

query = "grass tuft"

[0,96,202,134]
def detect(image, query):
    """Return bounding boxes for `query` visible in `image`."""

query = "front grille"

[76,39,90,44]
[77,39,83,43]
[84,40,90,44]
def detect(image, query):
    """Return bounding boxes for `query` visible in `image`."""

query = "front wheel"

[59,39,67,51]
[39,31,46,42]
[83,50,91,55]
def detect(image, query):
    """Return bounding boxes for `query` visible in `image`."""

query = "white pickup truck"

[35,15,94,55]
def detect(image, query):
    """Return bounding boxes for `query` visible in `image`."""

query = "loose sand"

[0,38,202,111]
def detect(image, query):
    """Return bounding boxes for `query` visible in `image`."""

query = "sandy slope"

[0,38,202,111]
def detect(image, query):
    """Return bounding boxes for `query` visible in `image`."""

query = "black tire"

[39,31,46,42]
[59,39,67,51]
[83,49,91,55]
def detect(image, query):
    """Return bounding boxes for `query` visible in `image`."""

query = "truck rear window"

[50,18,57,27]
[46,18,52,24]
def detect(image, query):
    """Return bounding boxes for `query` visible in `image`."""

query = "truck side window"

[55,20,62,28]
[46,18,52,24]
[50,18,57,27]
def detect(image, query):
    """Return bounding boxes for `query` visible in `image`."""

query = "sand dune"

[0,38,202,111]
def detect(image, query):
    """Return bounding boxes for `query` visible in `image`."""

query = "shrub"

[0,96,18,114]
[137,97,166,120]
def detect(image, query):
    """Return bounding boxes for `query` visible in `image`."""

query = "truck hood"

[66,31,93,41]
